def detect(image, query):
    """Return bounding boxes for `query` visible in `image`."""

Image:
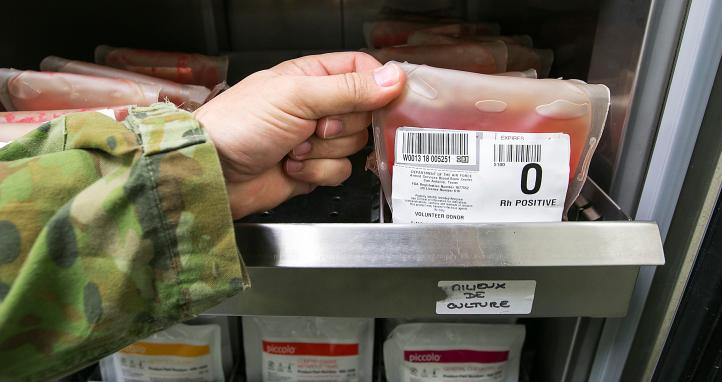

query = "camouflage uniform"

[0,103,248,381]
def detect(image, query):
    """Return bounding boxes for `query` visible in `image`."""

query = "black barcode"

[400,132,469,155]
[494,144,542,163]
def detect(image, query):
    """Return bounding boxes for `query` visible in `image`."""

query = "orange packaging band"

[119,342,210,357]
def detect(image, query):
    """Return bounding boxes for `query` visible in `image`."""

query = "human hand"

[193,52,404,219]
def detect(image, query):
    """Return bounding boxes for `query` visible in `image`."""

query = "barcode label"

[392,129,571,224]
[401,131,469,155]
[493,144,542,163]
[395,128,477,166]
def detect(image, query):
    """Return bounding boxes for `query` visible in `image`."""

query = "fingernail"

[286,159,304,172]
[292,141,312,157]
[321,119,344,138]
[373,63,400,87]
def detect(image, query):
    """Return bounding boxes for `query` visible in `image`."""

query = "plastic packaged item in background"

[384,323,525,382]
[40,56,211,110]
[381,0,456,12]
[367,41,507,74]
[506,45,554,78]
[405,33,552,77]
[185,316,240,380]
[0,122,42,142]
[95,45,229,89]
[372,62,610,221]
[243,316,375,382]
[0,69,160,111]
[1,108,119,142]
[420,23,501,38]
[363,20,499,48]
[126,65,195,84]
[408,30,533,47]
[497,69,538,78]
[0,106,129,124]
[99,323,224,382]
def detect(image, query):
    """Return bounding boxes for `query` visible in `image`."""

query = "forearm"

[0,104,246,380]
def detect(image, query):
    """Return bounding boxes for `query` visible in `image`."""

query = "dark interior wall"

[1,0,598,76]
[0,0,218,70]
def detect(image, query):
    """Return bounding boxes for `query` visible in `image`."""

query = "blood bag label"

[396,130,478,166]
[111,341,217,382]
[402,348,510,381]
[436,280,536,315]
[392,128,570,223]
[261,340,360,382]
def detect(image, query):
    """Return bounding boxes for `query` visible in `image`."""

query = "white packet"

[99,323,224,382]
[384,323,525,382]
[243,316,375,382]
[185,316,239,380]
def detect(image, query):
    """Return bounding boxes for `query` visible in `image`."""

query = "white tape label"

[436,280,536,315]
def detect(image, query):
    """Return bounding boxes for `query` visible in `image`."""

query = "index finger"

[271,52,383,76]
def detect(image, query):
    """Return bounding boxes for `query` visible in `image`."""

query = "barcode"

[400,132,469,155]
[494,144,542,163]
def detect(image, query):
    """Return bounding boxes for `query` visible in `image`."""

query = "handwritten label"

[436,280,536,315]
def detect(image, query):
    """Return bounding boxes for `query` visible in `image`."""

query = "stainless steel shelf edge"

[203,222,664,318]
[232,222,664,268]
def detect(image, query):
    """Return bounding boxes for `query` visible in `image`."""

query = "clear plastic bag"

[363,20,499,48]
[372,62,610,218]
[243,316,375,382]
[405,33,552,77]
[95,45,229,89]
[419,23,501,38]
[41,56,211,110]
[125,65,195,84]
[506,45,554,78]
[408,30,533,47]
[99,323,225,382]
[0,123,41,142]
[0,106,128,124]
[497,69,538,78]
[383,323,525,382]
[367,40,508,74]
[0,69,160,111]
[0,107,121,143]
[381,0,456,12]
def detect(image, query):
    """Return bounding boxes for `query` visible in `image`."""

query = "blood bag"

[364,20,500,48]
[0,69,160,111]
[95,45,229,89]
[368,41,508,74]
[41,56,210,110]
[372,62,610,222]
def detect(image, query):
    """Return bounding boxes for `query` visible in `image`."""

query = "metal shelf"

[203,176,664,318]
[203,179,663,318]
[203,220,663,318]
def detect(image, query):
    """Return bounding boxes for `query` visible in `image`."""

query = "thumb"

[291,62,405,119]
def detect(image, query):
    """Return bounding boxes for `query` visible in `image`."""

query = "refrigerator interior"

[1,0,670,381]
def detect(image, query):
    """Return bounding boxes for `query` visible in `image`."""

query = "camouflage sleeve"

[0,103,248,380]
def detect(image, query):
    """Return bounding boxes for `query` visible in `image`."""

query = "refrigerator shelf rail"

[203,182,664,318]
